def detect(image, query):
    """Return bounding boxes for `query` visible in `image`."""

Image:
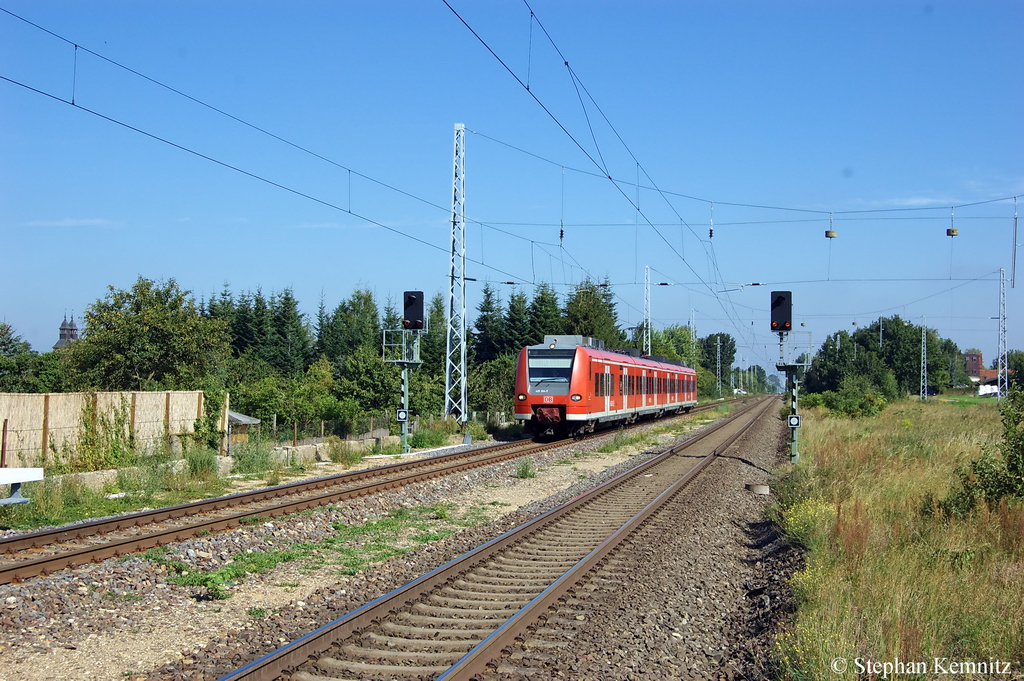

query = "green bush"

[185,447,218,479]
[800,393,824,409]
[464,421,489,441]
[936,389,1024,517]
[409,427,448,449]
[816,375,887,418]
[231,441,274,475]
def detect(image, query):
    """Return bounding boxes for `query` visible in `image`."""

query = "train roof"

[526,336,695,373]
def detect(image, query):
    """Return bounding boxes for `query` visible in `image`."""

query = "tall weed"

[231,441,274,475]
[325,435,363,467]
[773,398,1023,680]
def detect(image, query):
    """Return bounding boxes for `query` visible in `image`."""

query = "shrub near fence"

[0,391,215,469]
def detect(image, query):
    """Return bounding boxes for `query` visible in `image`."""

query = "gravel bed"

[0,406,801,681]
[482,407,801,681]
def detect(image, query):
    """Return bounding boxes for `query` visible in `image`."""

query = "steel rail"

[0,397,753,584]
[439,396,776,680]
[214,396,772,681]
[0,438,539,555]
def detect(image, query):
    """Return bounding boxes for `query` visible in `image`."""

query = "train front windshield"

[527,349,575,393]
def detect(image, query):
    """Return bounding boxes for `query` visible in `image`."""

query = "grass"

[515,457,536,479]
[370,440,403,457]
[409,427,449,449]
[324,435,364,467]
[595,427,652,454]
[770,398,1022,680]
[0,447,230,530]
[150,502,493,598]
[230,442,274,474]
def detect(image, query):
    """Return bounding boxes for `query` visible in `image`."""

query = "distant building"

[978,369,999,384]
[964,352,983,380]
[52,315,79,350]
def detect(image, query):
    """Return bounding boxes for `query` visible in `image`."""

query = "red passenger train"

[514,335,698,438]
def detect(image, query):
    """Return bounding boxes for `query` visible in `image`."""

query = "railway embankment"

[0,407,740,680]
[0,404,799,681]
[770,396,1023,681]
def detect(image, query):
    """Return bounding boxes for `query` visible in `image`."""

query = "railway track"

[0,398,748,585]
[217,395,777,681]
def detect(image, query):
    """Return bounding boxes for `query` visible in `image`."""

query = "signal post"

[384,291,424,454]
[771,291,801,463]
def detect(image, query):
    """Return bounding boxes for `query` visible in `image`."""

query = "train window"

[527,349,574,384]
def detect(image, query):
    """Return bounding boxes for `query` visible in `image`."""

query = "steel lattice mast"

[643,265,651,356]
[920,319,928,401]
[998,268,1008,401]
[445,124,468,422]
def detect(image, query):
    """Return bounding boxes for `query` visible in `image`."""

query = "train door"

[622,366,629,412]
[603,365,611,414]
[642,369,647,408]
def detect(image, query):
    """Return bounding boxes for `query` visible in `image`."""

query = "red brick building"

[964,352,983,379]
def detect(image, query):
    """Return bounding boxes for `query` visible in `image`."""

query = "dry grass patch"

[772,399,1024,680]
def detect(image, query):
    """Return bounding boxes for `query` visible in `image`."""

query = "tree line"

[0,276,777,438]
[801,316,1024,416]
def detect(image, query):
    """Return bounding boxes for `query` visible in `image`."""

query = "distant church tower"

[53,315,79,350]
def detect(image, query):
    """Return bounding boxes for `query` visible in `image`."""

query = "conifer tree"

[501,289,531,354]
[563,278,624,345]
[419,292,447,377]
[472,284,504,363]
[270,288,311,376]
[527,283,562,344]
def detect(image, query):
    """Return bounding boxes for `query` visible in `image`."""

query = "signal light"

[402,291,424,330]
[770,291,792,333]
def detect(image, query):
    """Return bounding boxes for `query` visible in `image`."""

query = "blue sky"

[1,1,1020,373]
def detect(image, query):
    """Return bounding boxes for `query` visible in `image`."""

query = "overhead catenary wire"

[0,73,534,287]
[448,0,763,358]
[4,5,1012,365]
[0,7,561,252]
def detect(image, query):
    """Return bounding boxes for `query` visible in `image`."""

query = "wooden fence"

[0,391,225,467]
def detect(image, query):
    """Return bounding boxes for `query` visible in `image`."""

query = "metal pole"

[1,419,7,468]
[790,373,800,463]
[445,123,468,422]
[401,365,410,454]
[998,268,1008,401]
[643,265,651,356]
[716,337,722,397]
[920,317,928,401]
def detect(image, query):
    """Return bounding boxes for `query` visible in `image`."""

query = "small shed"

[227,410,261,447]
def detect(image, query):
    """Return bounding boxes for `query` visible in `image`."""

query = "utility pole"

[998,268,1008,401]
[689,309,696,363]
[643,265,652,356]
[920,316,928,401]
[445,123,468,422]
[716,336,722,397]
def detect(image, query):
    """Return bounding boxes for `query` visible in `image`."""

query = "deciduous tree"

[65,277,231,391]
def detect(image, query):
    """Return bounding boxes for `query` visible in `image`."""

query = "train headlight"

[570,394,582,401]
[517,394,527,401]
